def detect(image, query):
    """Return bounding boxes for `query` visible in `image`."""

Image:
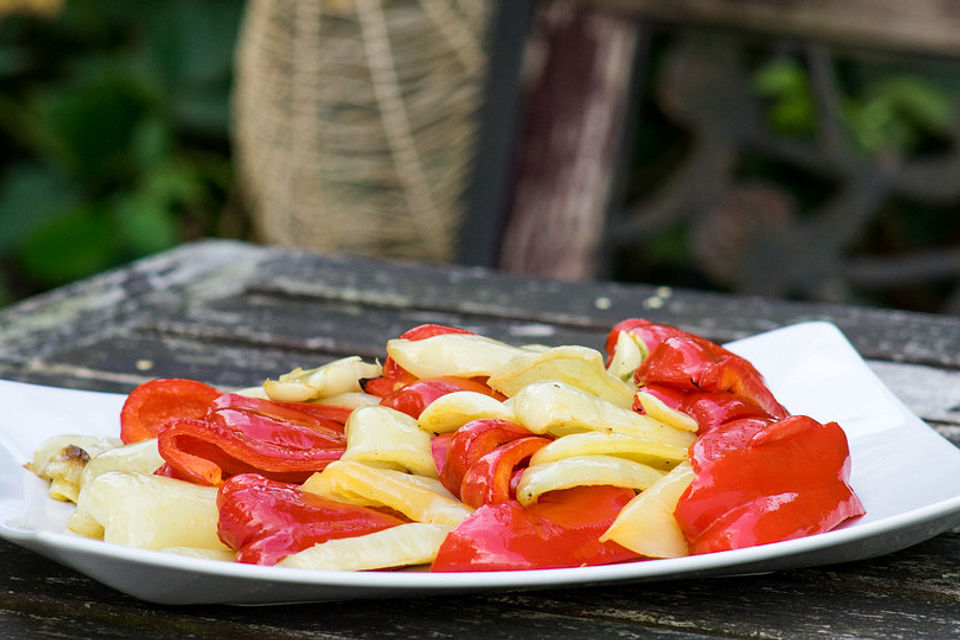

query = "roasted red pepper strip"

[610,318,861,553]
[120,378,222,444]
[633,335,718,389]
[365,324,474,397]
[210,393,350,432]
[440,419,537,496]
[396,324,473,339]
[379,376,500,419]
[698,354,788,420]
[680,391,774,433]
[157,407,345,486]
[431,431,455,479]
[636,336,787,419]
[432,486,639,572]
[360,375,399,399]
[607,319,786,419]
[217,473,405,565]
[632,383,689,412]
[605,318,724,364]
[689,416,774,467]
[459,436,552,508]
[674,415,864,554]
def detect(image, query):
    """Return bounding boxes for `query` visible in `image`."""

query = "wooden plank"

[869,361,960,427]
[241,243,960,369]
[498,534,960,639]
[498,1,641,279]
[0,240,265,366]
[590,0,960,57]
[3,532,960,639]
[1,240,959,421]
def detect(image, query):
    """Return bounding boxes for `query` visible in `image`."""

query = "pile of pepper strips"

[117,320,864,571]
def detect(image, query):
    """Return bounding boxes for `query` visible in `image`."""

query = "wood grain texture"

[2,239,960,639]
[591,0,960,56]
[3,532,960,640]
[2,238,958,378]
[498,1,639,279]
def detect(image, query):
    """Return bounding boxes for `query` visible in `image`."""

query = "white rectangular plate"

[2,321,960,605]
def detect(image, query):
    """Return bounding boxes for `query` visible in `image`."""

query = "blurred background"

[0,0,245,307]
[2,0,960,313]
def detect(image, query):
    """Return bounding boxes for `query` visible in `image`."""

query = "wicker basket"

[232,0,493,263]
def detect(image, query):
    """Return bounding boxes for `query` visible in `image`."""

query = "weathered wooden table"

[2,239,960,639]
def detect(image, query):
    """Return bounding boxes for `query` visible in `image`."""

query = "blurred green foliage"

[0,0,246,307]
[754,56,955,155]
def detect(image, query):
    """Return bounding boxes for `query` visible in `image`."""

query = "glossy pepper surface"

[438,419,538,496]
[217,473,405,565]
[379,376,500,419]
[608,319,862,555]
[157,394,348,486]
[635,336,787,419]
[120,378,222,444]
[458,436,552,508]
[432,485,639,572]
[674,414,864,554]
[608,319,787,419]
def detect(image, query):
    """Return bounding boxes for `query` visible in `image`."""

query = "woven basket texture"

[233,0,493,262]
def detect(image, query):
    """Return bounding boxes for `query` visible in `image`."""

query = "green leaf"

[114,193,181,257]
[0,164,76,254]
[754,60,806,95]
[144,162,204,206]
[131,116,173,173]
[753,59,816,137]
[31,70,151,186]
[131,0,243,136]
[843,75,953,154]
[881,77,953,134]
[18,204,119,287]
